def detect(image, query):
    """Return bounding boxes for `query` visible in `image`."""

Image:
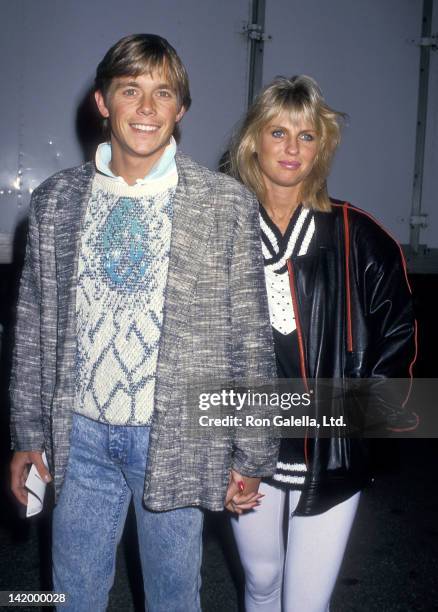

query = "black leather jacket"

[288,201,416,516]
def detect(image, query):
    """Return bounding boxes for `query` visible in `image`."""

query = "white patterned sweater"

[75,154,177,425]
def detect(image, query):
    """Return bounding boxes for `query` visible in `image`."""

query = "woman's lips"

[278,160,301,170]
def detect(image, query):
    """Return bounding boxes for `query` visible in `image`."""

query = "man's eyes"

[121,88,173,98]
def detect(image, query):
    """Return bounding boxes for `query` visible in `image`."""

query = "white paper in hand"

[25,451,49,518]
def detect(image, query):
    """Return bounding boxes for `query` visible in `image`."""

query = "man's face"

[95,70,185,175]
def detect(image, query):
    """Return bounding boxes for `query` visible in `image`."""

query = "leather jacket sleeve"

[349,208,417,431]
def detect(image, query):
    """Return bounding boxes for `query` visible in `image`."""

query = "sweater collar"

[95,137,177,185]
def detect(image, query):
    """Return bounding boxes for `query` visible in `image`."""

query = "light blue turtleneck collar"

[95,137,177,184]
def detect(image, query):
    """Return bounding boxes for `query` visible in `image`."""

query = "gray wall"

[264,0,432,245]
[421,1,438,248]
[0,0,251,240]
[0,0,436,255]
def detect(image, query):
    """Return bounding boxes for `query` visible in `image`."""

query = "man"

[9,34,277,611]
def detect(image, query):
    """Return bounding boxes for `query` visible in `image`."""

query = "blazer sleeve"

[10,195,45,451]
[229,188,280,475]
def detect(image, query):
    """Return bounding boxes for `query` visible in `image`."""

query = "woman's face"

[256,110,319,195]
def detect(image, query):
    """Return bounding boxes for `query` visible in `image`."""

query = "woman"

[228,76,416,611]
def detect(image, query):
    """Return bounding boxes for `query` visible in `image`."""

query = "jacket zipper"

[287,258,310,467]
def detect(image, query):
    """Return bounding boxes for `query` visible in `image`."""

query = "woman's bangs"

[285,101,319,132]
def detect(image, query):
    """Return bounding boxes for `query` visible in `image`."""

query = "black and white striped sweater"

[260,204,315,488]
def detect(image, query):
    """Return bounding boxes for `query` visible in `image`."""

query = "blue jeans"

[52,413,203,612]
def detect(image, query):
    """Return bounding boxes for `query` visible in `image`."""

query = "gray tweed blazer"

[10,153,278,511]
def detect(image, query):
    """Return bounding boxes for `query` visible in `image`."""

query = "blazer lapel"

[155,155,216,406]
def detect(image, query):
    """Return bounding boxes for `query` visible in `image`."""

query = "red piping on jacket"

[286,258,310,466]
[342,204,353,352]
[332,201,419,424]
[287,259,309,388]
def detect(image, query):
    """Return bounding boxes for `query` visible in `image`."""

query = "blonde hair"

[230,75,346,211]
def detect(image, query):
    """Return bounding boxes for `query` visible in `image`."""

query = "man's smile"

[130,123,160,132]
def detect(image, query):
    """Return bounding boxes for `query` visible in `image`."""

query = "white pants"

[231,482,360,612]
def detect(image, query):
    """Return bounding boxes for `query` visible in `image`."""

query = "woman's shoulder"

[326,198,402,260]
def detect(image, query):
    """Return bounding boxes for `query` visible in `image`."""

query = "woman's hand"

[224,469,264,514]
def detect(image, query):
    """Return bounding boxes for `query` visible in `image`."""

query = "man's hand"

[224,469,263,515]
[10,451,52,506]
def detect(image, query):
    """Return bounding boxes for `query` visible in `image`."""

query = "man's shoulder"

[29,162,94,222]
[32,162,94,200]
[176,152,252,199]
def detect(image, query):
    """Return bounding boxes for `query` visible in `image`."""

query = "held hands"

[10,451,52,506]
[224,469,263,515]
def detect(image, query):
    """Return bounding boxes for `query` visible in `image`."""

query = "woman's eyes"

[270,129,315,141]
[299,132,315,141]
[271,129,285,138]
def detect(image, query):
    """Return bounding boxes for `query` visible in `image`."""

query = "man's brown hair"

[95,34,191,141]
